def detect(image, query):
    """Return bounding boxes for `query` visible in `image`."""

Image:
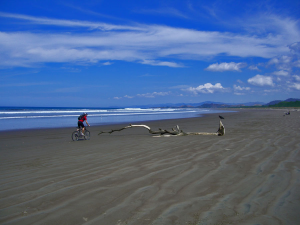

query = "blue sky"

[0,0,300,107]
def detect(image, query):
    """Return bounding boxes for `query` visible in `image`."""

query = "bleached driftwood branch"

[98,120,225,137]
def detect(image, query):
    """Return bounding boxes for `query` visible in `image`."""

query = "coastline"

[0,108,236,133]
[0,108,232,132]
[1,108,299,225]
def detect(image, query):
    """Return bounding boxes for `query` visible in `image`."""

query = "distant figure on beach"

[284,111,290,116]
[78,113,90,135]
[219,115,225,119]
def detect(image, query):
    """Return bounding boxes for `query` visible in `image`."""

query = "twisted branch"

[98,120,225,137]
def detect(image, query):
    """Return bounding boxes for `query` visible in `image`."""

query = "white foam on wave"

[0,110,198,120]
[0,109,109,114]
[90,110,197,117]
[0,115,78,119]
[116,108,178,112]
[0,108,182,114]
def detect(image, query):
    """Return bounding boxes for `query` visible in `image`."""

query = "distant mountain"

[265,98,300,106]
[284,98,300,102]
[127,101,265,108]
[269,101,300,107]
[122,98,299,109]
[265,100,282,106]
[199,103,230,108]
[126,101,224,108]
[240,102,265,106]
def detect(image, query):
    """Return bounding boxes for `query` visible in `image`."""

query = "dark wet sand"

[0,109,300,225]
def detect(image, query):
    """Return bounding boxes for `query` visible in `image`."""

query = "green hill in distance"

[268,101,300,107]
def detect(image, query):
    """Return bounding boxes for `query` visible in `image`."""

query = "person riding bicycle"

[78,113,90,135]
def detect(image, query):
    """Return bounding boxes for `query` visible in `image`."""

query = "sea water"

[0,107,229,131]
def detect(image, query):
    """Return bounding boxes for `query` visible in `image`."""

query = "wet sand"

[0,109,300,225]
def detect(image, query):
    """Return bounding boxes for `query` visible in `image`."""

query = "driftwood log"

[98,120,225,137]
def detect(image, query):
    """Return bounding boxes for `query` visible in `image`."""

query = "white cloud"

[186,83,225,94]
[205,62,247,72]
[141,60,183,68]
[293,60,300,68]
[289,42,300,55]
[102,62,113,66]
[272,70,289,76]
[124,95,134,98]
[0,12,142,31]
[114,91,170,99]
[264,89,280,93]
[268,55,294,71]
[248,75,274,86]
[293,75,300,81]
[0,13,299,68]
[233,85,251,91]
[137,92,170,98]
[170,85,190,89]
[233,85,251,95]
[289,83,300,90]
[248,65,260,71]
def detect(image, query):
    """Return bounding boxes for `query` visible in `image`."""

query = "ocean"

[0,107,230,131]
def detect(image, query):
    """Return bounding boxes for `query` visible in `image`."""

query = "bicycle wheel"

[72,131,79,141]
[84,130,90,140]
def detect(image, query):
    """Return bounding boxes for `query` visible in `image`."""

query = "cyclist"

[78,113,90,135]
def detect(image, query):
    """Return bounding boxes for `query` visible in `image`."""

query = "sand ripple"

[0,109,299,224]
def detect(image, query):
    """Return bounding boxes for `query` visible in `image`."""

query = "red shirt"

[79,115,87,122]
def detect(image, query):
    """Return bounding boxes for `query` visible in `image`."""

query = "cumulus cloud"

[248,65,260,71]
[267,55,293,71]
[248,75,274,86]
[205,62,247,72]
[293,75,300,81]
[233,85,251,91]
[272,70,289,76]
[289,83,300,90]
[185,83,225,94]
[289,42,300,55]
[233,85,251,95]
[113,95,134,99]
[124,95,134,99]
[293,60,300,68]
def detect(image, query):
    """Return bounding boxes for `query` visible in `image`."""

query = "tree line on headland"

[264,100,300,108]
[170,98,300,108]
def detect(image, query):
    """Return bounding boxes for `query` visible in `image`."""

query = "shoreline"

[0,108,237,134]
[1,108,299,225]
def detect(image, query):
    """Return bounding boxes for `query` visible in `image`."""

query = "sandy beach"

[0,109,299,225]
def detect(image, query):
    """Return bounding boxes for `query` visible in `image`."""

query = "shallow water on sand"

[0,107,231,131]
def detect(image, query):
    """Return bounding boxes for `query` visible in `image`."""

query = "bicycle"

[72,127,90,141]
